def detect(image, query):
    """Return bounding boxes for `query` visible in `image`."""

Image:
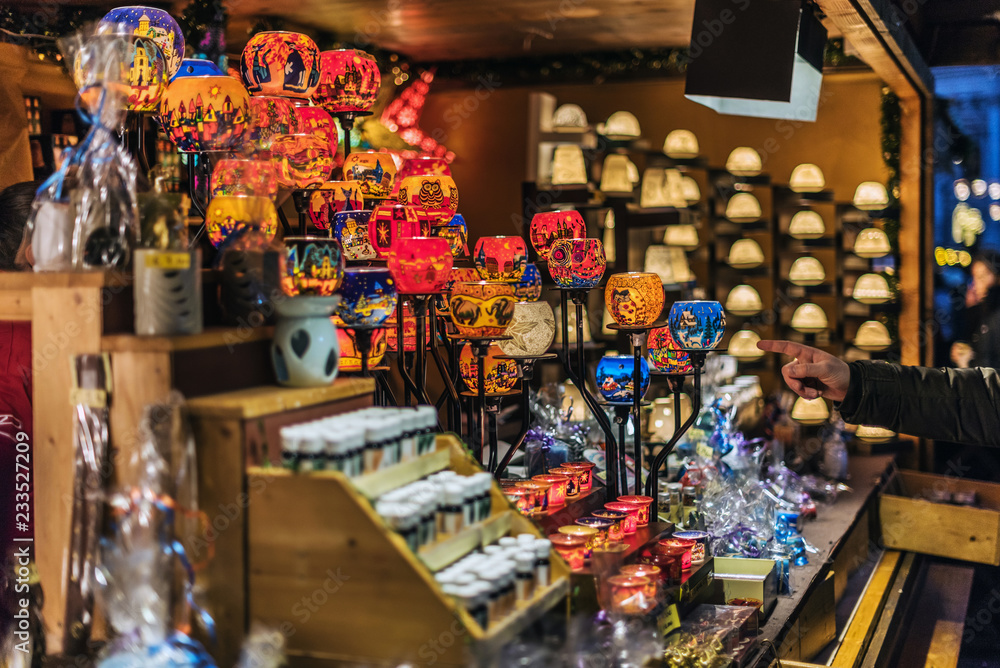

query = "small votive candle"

[562,461,595,492]
[558,525,599,560]
[518,481,548,513]
[576,516,615,546]
[549,467,581,496]
[605,502,639,534]
[617,495,655,526]
[607,575,651,616]
[590,509,629,542]
[658,538,695,571]
[533,474,570,506]
[550,533,587,571]
[672,530,710,562]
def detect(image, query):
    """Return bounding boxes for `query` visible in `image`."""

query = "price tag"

[658,603,681,638]
[70,388,107,408]
[145,252,191,269]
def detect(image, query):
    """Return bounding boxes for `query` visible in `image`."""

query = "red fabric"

[0,321,32,556]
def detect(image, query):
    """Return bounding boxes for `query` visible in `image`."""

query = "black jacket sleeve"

[837,360,1000,446]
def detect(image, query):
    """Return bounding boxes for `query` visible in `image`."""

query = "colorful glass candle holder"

[604,502,638,534]
[369,204,428,258]
[395,156,452,183]
[334,210,377,260]
[548,238,607,288]
[563,461,595,492]
[101,6,184,77]
[437,266,480,315]
[170,58,222,81]
[160,75,249,152]
[293,104,339,157]
[591,509,628,542]
[431,214,469,258]
[518,481,548,513]
[498,301,555,357]
[211,159,279,199]
[620,564,662,600]
[385,303,430,352]
[240,31,321,98]
[387,237,453,294]
[576,517,614,544]
[314,49,381,113]
[448,281,516,338]
[514,263,543,300]
[458,343,518,394]
[550,467,581,496]
[335,266,397,327]
[123,35,166,112]
[529,210,586,261]
[667,301,726,350]
[658,538,694,571]
[647,326,693,373]
[335,325,387,371]
[534,474,570,507]
[607,575,651,616]
[504,487,534,515]
[672,530,709,562]
[308,181,364,230]
[550,533,587,571]
[605,272,665,327]
[396,175,460,217]
[344,152,397,199]
[281,236,345,297]
[596,355,650,403]
[617,495,654,526]
[558,525,599,559]
[474,236,528,282]
[271,134,334,189]
[648,546,685,585]
[245,96,299,154]
[205,195,279,249]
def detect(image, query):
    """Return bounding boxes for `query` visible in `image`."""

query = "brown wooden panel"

[880,495,1000,565]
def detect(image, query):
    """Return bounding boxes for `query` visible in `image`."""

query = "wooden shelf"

[0,270,121,289]
[186,377,375,419]
[419,512,514,572]
[101,326,275,352]
[352,447,451,499]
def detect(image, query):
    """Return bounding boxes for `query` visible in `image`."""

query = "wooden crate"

[247,434,570,667]
[879,470,1000,566]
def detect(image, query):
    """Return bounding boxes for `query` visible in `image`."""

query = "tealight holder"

[211,159,279,199]
[562,461,596,492]
[604,272,665,327]
[658,538,694,571]
[448,281,516,338]
[344,151,397,199]
[550,467,582,496]
[293,104,340,157]
[122,35,167,112]
[647,326,692,373]
[518,481,549,513]
[334,210,377,260]
[281,236,345,297]
[549,238,606,288]
[620,564,662,600]
[504,487,534,515]
[513,263,543,300]
[458,343,519,394]
[672,530,709,562]
[558,525,599,559]
[604,502,639,534]
[591,509,628,541]
[607,575,651,616]
[576,517,615,544]
[100,6,184,77]
[396,174,460,218]
[271,133,334,189]
[596,355,650,403]
[308,181,365,230]
[313,49,381,114]
[529,210,586,261]
[667,301,726,350]
[387,236,453,294]
[205,195,278,249]
[617,495,654,526]
[535,474,570,507]
[550,533,587,571]
[498,301,555,357]
[160,75,249,153]
[240,31,321,98]
[245,96,299,154]
[369,204,427,258]
[335,266,397,327]
[474,236,528,281]
[431,214,470,257]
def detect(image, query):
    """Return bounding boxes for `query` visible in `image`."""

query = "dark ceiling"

[894,0,1000,66]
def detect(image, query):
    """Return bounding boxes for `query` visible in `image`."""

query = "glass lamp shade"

[791,397,829,425]
[160,76,249,152]
[240,31,321,98]
[853,273,892,304]
[313,49,381,114]
[369,204,428,258]
[727,239,765,269]
[529,210,586,261]
[245,96,299,154]
[789,164,826,193]
[599,111,641,139]
[681,176,701,205]
[788,257,826,286]
[856,425,895,443]
[498,301,556,357]
[386,236,453,294]
[668,301,726,350]
[726,147,762,176]
[211,159,279,199]
[596,355,650,403]
[395,157,452,185]
[100,6,184,77]
[431,214,470,257]
[335,267,397,327]
[648,326,692,373]
[855,320,892,351]
[600,154,639,193]
[725,284,763,316]
[644,246,694,285]
[170,57,222,81]
[553,305,593,345]
[640,168,686,208]
[853,182,889,210]
[281,236,345,297]
[725,193,762,223]
[396,174,459,217]
[663,224,699,250]
[270,134,334,189]
[549,238,606,288]
[459,344,519,393]
[335,326,387,371]
[789,210,826,239]
[663,129,699,158]
[552,103,588,130]
[334,210,376,260]
[604,272,665,327]
[854,228,892,258]
[790,303,829,333]
[648,395,694,441]
[205,195,278,249]
[551,145,588,185]
[448,281,516,338]
[474,236,528,282]
[344,152,397,199]
[728,329,764,361]
[437,267,480,316]
[293,105,339,157]
[513,263,543,301]
[122,36,167,112]
[308,181,364,230]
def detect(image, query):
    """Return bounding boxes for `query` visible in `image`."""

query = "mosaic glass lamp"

[604,272,665,327]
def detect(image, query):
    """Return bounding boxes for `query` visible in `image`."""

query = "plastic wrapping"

[522,385,597,476]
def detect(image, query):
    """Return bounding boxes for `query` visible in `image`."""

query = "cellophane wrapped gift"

[523,385,600,476]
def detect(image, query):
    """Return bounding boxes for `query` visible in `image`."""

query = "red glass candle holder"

[558,525,599,559]
[314,49,381,114]
[160,75,249,152]
[591,509,628,542]
[650,545,685,585]
[369,204,428,258]
[607,575,651,615]
[658,538,694,571]
[548,238,606,288]
[549,467,582,496]
[395,156,452,184]
[385,303,430,353]
[617,495,654,526]
[458,343,519,394]
[447,281,516,338]
[550,533,587,571]
[211,159,279,199]
[344,151,397,199]
[605,273,666,327]
[271,133,334,189]
[387,236,453,294]
[241,31,321,98]
[293,104,340,157]
[518,481,548,513]
[529,210,586,261]
[505,487,533,515]
[534,474,569,507]
[396,174,459,217]
[562,462,596,492]
[604,502,639,534]
[621,564,661,601]
[647,325,693,374]
[473,236,528,282]
[308,181,364,230]
[245,96,299,154]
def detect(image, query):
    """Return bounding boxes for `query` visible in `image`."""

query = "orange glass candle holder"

[658,538,694,571]
[448,281,516,338]
[548,238,606,288]
[387,236,453,294]
[647,325,693,374]
[344,151,397,199]
[160,75,249,152]
[518,481,548,513]
[529,210,586,261]
[605,272,665,327]
[558,525,599,559]
[607,575,651,615]
[650,545,686,585]
[396,174,460,217]
[293,104,340,157]
[314,49,381,114]
[271,134,334,189]
[605,502,639,534]
[335,326,387,372]
[369,204,428,258]
[458,343,519,394]
[549,467,582,496]
[211,159,279,199]
[563,462,596,492]
[474,236,528,282]
[396,156,452,182]
[308,181,365,230]
[534,474,570,507]
[591,509,628,542]
[617,495,655,526]
[245,96,299,154]
[204,195,278,249]
[240,31,320,98]
[620,564,662,600]
[504,487,534,515]
[550,533,587,571]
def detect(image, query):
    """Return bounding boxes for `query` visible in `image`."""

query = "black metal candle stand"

[451,335,513,468]
[331,110,373,161]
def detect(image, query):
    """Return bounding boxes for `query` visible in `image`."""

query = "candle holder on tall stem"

[454,335,512,468]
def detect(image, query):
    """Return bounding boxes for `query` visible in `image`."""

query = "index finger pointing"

[757,340,816,361]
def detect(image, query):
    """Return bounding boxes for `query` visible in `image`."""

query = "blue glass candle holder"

[335,267,398,327]
[667,301,726,350]
[596,355,650,403]
[513,262,543,301]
